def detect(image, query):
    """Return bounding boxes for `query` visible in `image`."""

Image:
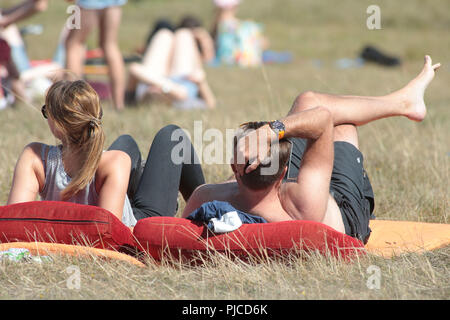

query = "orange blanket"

[0,242,145,267]
[365,220,450,258]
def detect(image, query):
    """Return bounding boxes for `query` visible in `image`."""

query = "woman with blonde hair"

[7,80,205,228]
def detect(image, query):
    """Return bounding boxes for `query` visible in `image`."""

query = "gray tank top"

[39,145,136,227]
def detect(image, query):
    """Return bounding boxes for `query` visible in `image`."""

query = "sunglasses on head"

[41,105,48,119]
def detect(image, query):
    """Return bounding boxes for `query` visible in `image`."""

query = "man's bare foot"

[399,55,441,121]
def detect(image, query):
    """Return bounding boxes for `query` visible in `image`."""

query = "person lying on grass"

[182,56,441,244]
[7,80,205,230]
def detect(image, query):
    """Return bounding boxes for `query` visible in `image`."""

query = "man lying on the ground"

[182,56,441,244]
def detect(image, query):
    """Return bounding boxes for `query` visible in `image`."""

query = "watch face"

[271,120,285,131]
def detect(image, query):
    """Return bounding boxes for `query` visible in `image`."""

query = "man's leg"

[289,56,440,125]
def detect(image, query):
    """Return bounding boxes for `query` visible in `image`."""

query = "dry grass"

[0,0,449,300]
[1,246,448,300]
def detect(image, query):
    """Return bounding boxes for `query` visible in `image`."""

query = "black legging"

[108,124,205,221]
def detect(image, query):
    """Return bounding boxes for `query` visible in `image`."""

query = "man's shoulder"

[183,181,238,215]
[195,181,238,199]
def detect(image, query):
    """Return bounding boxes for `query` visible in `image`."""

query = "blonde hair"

[45,80,105,201]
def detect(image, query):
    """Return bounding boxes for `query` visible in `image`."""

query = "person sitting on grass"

[0,0,48,109]
[7,80,206,230]
[0,37,29,109]
[126,19,216,110]
[182,56,441,244]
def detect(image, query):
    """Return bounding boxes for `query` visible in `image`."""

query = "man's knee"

[291,91,319,112]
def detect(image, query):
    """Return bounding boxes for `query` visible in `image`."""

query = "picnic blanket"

[365,219,450,258]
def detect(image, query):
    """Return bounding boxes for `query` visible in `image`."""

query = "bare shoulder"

[196,181,237,200]
[22,142,44,157]
[9,142,47,198]
[182,182,237,218]
[98,150,131,169]
[20,142,46,172]
[96,150,131,179]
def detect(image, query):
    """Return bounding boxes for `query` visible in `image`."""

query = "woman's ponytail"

[45,80,105,201]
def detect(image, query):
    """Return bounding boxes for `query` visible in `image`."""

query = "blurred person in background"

[0,0,48,29]
[211,0,267,67]
[65,0,126,111]
[0,0,48,109]
[125,15,216,110]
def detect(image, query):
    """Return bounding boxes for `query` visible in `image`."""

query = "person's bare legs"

[126,29,174,95]
[169,28,204,79]
[128,29,195,102]
[289,56,441,126]
[99,6,125,110]
[65,8,98,78]
[170,29,216,108]
[6,58,29,105]
[141,29,174,74]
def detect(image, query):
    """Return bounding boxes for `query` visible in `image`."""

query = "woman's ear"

[47,118,64,141]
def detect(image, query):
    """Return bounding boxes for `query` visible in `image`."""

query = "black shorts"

[283,138,375,244]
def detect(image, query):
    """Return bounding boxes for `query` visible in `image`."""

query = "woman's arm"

[0,0,48,29]
[95,150,131,222]
[7,143,45,205]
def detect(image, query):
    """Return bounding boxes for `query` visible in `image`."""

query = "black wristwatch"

[269,120,286,140]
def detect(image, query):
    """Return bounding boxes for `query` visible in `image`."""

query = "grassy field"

[0,0,449,300]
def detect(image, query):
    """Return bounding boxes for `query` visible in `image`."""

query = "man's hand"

[233,124,277,176]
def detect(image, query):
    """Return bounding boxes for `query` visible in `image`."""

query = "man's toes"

[432,63,441,71]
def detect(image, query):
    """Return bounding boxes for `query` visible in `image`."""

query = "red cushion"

[133,217,365,262]
[0,201,136,251]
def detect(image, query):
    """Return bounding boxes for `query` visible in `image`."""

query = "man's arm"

[182,183,220,218]
[278,107,334,222]
[0,0,48,29]
[235,106,334,222]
